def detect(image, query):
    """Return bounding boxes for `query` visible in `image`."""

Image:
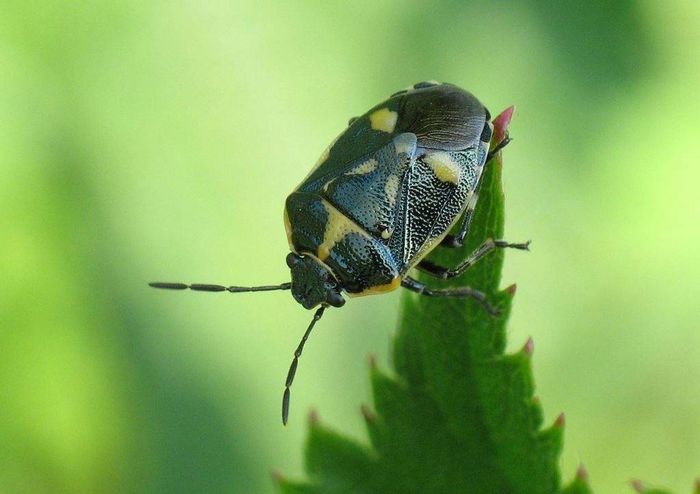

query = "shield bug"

[150,81,529,424]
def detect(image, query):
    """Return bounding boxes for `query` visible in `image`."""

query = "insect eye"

[480,122,492,143]
[286,253,300,268]
[328,292,345,308]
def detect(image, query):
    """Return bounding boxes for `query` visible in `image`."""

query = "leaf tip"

[630,479,645,493]
[505,283,517,295]
[554,412,565,428]
[695,478,700,494]
[271,469,285,485]
[522,337,534,356]
[361,404,377,423]
[367,353,378,369]
[493,105,515,142]
[576,463,588,482]
[308,408,320,426]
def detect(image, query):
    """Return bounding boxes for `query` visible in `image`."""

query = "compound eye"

[286,252,300,268]
[327,291,345,308]
[480,122,492,143]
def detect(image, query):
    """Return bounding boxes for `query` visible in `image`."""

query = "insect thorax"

[285,192,399,297]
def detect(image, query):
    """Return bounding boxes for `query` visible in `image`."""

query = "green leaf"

[561,466,593,494]
[276,108,584,494]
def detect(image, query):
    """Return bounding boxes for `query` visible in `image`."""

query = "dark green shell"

[286,82,491,295]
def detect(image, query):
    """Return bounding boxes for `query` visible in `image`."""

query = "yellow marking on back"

[385,174,399,208]
[315,133,340,167]
[346,158,377,175]
[369,108,398,133]
[283,208,293,249]
[317,200,366,261]
[425,152,461,184]
[380,228,392,240]
[348,277,401,297]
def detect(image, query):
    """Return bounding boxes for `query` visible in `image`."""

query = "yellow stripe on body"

[317,199,369,261]
[347,277,401,297]
[283,208,293,250]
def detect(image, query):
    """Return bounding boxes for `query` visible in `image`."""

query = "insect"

[150,81,529,425]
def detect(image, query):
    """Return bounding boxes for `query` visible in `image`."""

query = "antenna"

[149,282,291,292]
[151,279,327,426]
[282,305,326,425]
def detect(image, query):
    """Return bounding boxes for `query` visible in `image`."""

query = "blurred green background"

[1,1,698,492]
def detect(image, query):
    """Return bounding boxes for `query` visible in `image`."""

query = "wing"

[318,133,417,239]
[296,99,404,194]
[396,83,488,151]
[297,84,487,193]
[390,146,485,274]
[293,83,489,274]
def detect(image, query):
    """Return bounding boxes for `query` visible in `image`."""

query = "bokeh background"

[1,1,698,492]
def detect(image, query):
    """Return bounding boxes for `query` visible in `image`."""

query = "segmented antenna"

[282,305,326,425]
[149,282,291,292]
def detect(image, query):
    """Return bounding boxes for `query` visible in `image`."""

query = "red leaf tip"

[493,105,516,142]
[576,463,588,481]
[522,337,534,356]
[361,404,376,422]
[367,353,378,368]
[630,479,645,493]
[554,413,565,428]
[271,470,285,484]
[308,408,320,425]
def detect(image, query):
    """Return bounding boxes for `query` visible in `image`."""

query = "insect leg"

[440,194,478,248]
[441,132,512,250]
[486,135,511,164]
[419,238,530,279]
[401,276,499,315]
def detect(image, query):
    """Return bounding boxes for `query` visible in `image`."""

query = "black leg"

[401,276,499,315]
[419,238,530,280]
[486,135,511,163]
[440,194,478,248]
[440,134,512,250]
